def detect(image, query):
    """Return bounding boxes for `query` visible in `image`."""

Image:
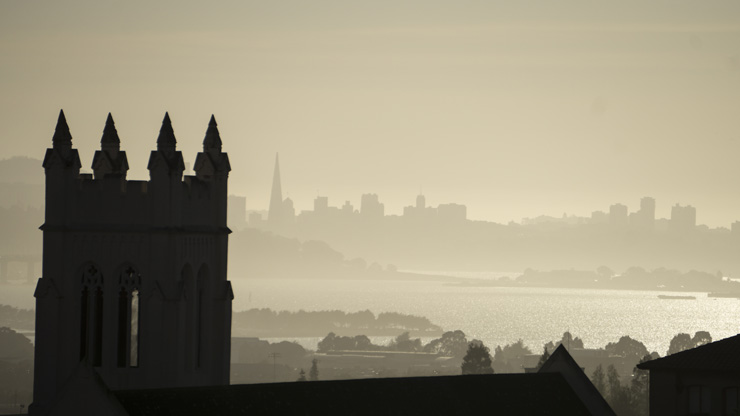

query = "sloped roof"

[638,334,740,372]
[539,345,615,416]
[114,373,592,416]
[47,362,129,416]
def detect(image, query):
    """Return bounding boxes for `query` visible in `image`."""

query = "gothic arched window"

[117,266,141,368]
[80,264,104,366]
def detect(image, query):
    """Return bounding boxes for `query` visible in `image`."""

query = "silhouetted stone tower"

[31,111,233,415]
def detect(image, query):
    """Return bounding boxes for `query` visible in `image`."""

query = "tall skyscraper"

[268,153,283,224]
[266,153,295,228]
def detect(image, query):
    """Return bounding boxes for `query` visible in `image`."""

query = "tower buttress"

[41,110,82,227]
[147,112,185,226]
[194,115,231,228]
[194,115,230,183]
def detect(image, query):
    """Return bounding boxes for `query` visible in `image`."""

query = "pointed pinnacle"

[203,114,222,152]
[101,113,120,149]
[57,109,67,126]
[52,109,73,147]
[157,112,176,151]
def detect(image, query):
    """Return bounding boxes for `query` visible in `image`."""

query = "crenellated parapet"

[42,110,231,231]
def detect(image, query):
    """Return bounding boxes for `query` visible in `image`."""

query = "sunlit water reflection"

[4,278,738,355]
[235,278,740,355]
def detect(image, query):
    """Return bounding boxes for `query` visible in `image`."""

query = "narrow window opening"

[118,267,141,368]
[130,289,139,367]
[196,287,203,368]
[79,287,89,360]
[92,287,104,367]
[117,288,128,367]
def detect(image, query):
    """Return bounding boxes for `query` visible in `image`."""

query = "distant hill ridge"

[0,157,44,210]
[0,156,44,185]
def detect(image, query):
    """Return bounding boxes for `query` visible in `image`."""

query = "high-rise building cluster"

[246,154,468,232]
[591,197,696,233]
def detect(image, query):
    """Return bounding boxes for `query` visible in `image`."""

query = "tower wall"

[31,111,232,415]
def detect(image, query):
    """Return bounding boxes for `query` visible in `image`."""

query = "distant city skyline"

[243,153,723,229]
[2,1,740,226]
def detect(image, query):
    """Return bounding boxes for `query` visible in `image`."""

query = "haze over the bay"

[2,0,739,226]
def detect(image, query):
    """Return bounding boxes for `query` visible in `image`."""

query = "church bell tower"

[31,111,233,415]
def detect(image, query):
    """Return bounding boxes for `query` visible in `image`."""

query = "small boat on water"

[708,292,740,299]
[658,295,696,300]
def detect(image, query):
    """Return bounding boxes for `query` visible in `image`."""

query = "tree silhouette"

[544,331,584,352]
[0,327,33,359]
[535,345,550,370]
[591,364,606,397]
[606,365,620,394]
[296,369,306,382]
[388,332,422,352]
[667,333,693,355]
[492,339,532,372]
[309,358,319,381]
[317,332,377,352]
[667,331,712,356]
[604,364,630,414]
[630,355,652,416]
[424,330,468,357]
[559,331,584,349]
[605,335,649,363]
[691,331,712,348]
[461,341,494,375]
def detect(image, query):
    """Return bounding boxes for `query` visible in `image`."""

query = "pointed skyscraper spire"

[52,109,73,149]
[156,112,177,152]
[100,113,120,153]
[203,114,222,154]
[268,153,284,223]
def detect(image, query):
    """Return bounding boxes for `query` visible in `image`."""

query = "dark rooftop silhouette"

[638,334,740,372]
[539,345,614,415]
[113,373,592,416]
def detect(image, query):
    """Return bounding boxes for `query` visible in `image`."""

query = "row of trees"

[297,359,320,382]
[0,328,34,407]
[591,357,650,416]
[234,308,442,335]
[0,305,34,330]
[317,330,469,357]
[319,329,711,361]
[460,330,705,415]
[543,330,710,362]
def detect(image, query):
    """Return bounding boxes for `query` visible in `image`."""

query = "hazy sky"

[2,1,739,226]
